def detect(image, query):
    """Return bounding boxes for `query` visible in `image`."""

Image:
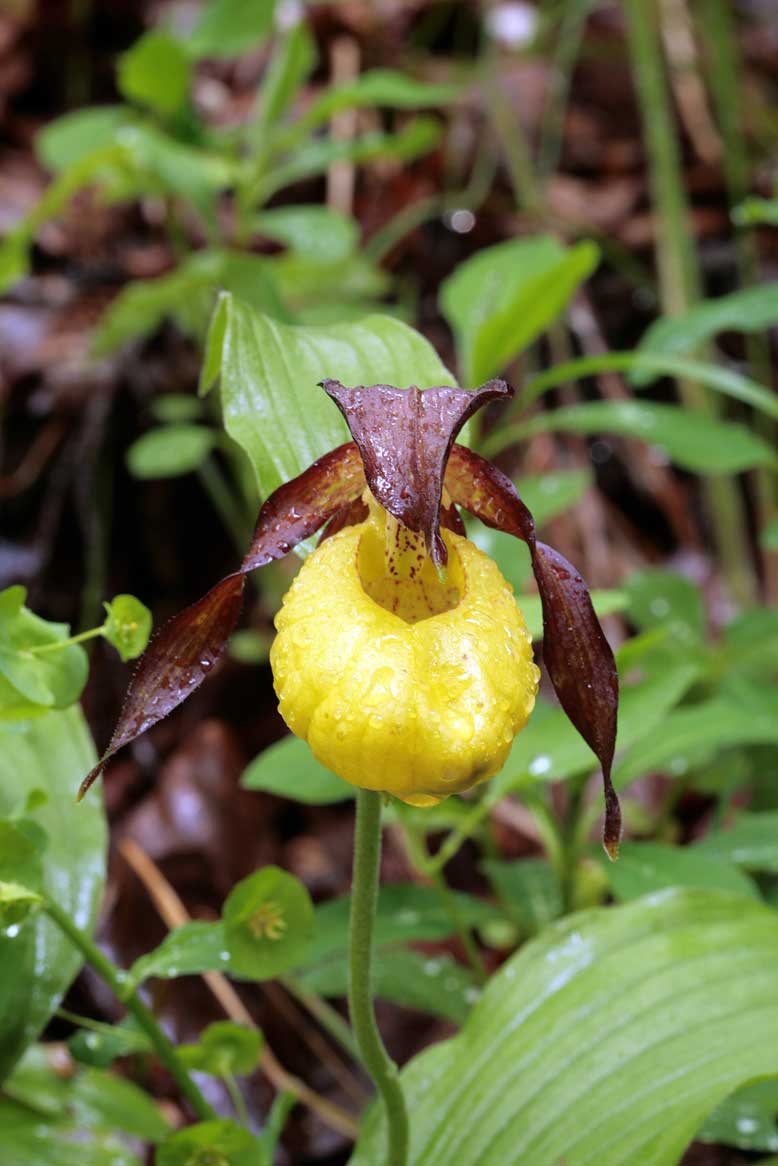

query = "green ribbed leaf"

[350,891,778,1166]
[200,295,454,498]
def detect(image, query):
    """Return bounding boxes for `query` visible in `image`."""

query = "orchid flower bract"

[80,378,621,856]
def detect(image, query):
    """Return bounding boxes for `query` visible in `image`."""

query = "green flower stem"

[348,790,409,1166]
[43,898,214,1122]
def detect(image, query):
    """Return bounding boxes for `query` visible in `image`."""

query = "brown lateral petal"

[531,542,621,859]
[445,444,621,857]
[241,442,365,571]
[321,379,512,568]
[79,573,246,800]
[318,497,370,544]
[82,445,368,798]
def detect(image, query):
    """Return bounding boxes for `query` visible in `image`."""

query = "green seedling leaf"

[254,205,358,264]
[36,106,137,172]
[156,1119,262,1166]
[440,236,599,384]
[93,250,287,356]
[227,629,271,664]
[0,710,105,1078]
[634,284,778,385]
[734,195,778,226]
[151,395,205,424]
[102,595,152,662]
[0,585,88,713]
[222,866,314,980]
[241,735,353,804]
[249,13,316,146]
[295,68,461,133]
[0,882,43,930]
[126,425,217,479]
[349,890,778,1166]
[117,31,192,118]
[502,400,777,474]
[599,841,759,902]
[68,1021,151,1069]
[698,1079,778,1153]
[297,945,478,1026]
[188,0,277,59]
[200,295,454,500]
[179,1022,263,1077]
[481,858,563,936]
[129,920,229,986]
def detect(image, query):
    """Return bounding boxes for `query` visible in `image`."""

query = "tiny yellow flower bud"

[270,505,539,806]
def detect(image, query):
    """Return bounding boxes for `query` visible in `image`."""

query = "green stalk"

[44,899,214,1122]
[282,975,361,1064]
[700,0,778,597]
[623,0,755,606]
[348,791,409,1166]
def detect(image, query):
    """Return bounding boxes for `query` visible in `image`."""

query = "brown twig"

[118,837,360,1140]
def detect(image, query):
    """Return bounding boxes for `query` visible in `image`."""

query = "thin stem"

[28,627,104,654]
[348,791,409,1166]
[282,975,361,1064]
[623,0,755,606]
[43,898,213,1121]
[224,1071,249,1127]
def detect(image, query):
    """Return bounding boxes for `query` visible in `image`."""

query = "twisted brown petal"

[445,444,621,857]
[320,378,512,568]
[80,443,366,798]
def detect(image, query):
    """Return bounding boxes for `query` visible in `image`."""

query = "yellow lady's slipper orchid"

[82,376,620,854]
[271,500,539,805]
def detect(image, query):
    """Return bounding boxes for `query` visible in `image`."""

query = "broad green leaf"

[110,124,233,222]
[254,205,358,264]
[200,295,454,498]
[599,841,759,902]
[500,400,777,474]
[241,735,353,804]
[515,468,593,525]
[179,1022,263,1077]
[117,31,192,118]
[0,1097,138,1166]
[125,425,216,479]
[493,654,701,794]
[296,946,478,1025]
[188,0,277,59]
[720,608,778,678]
[93,250,288,356]
[5,1044,169,1147]
[269,250,388,313]
[305,883,502,969]
[613,694,778,789]
[36,107,136,171]
[519,351,778,420]
[156,1119,262,1166]
[624,568,704,642]
[223,866,314,980]
[0,709,106,1079]
[698,1079,778,1153]
[440,237,599,384]
[349,890,778,1166]
[635,284,778,385]
[695,812,778,873]
[481,858,562,935]
[129,920,229,986]
[102,595,152,662]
